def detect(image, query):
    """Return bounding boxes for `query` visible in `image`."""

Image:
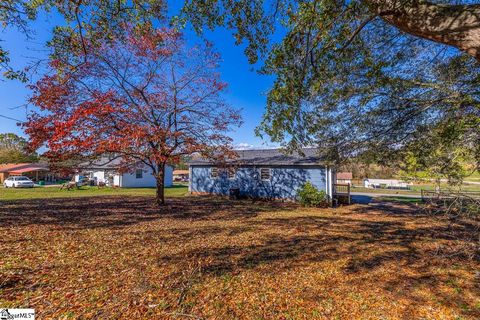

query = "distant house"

[74,157,173,188]
[336,172,353,185]
[0,163,51,183]
[364,178,411,189]
[189,148,335,200]
[173,169,189,182]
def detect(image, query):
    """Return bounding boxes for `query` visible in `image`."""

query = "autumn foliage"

[25,24,241,205]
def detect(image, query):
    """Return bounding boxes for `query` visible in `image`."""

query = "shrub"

[297,182,330,207]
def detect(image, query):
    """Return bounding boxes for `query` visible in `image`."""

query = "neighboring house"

[74,157,173,188]
[336,172,353,185]
[173,169,189,182]
[364,178,411,189]
[0,163,51,183]
[189,148,335,200]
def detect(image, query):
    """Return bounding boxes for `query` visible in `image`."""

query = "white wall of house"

[113,175,121,186]
[119,166,173,187]
[93,171,105,183]
[75,166,173,188]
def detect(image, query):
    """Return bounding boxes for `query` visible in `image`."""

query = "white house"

[74,157,173,188]
[364,178,411,189]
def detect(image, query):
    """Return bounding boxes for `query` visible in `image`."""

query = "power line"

[0,114,23,123]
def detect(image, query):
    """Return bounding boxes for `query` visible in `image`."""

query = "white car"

[3,176,35,188]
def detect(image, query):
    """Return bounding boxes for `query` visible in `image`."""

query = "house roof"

[0,163,49,173]
[77,156,126,170]
[336,172,353,180]
[189,148,325,166]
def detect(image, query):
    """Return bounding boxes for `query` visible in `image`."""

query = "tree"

[182,0,480,180]
[182,0,480,62]
[0,0,165,81]
[24,24,241,205]
[0,133,38,163]
[396,117,479,187]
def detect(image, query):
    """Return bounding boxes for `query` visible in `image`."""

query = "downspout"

[188,165,192,194]
[325,165,329,196]
[328,167,333,199]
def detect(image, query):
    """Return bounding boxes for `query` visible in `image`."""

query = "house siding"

[120,166,173,188]
[74,166,173,188]
[190,165,327,199]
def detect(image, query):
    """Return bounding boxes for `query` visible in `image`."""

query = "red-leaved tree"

[24,24,241,205]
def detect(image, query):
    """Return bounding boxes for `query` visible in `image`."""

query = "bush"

[297,182,330,207]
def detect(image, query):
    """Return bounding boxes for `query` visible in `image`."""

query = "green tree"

[182,0,480,182]
[0,0,165,80]
[0,133,38,163]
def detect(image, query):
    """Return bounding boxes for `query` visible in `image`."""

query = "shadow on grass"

[1,195,479,318]
[0,195,292,229]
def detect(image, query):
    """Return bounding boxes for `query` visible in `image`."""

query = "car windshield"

[16,177,30,181]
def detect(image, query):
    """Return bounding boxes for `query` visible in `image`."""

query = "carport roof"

[0,163,49,173]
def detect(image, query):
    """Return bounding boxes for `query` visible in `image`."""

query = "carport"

[0,163,50,183]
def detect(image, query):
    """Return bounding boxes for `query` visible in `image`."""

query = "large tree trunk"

[155,163,165,206]
[369,0,480,60]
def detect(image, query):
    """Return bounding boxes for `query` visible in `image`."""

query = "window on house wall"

[228,167,237,179]
[260,168,271,181]
[211,167,218,178]
[135,169,143,179]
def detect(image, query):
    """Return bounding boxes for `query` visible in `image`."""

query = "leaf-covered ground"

[1,196,479,319]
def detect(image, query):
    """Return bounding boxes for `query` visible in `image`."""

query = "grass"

[465,171,480,182]
[352,183,480,195]
[377,196,423,204]
[0,185,188,201]
[1,195,479,319]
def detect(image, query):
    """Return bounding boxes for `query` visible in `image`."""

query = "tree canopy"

[0,0,165,80]
[182,0,480,181]
[1,0,479,183]
[25,24,240,205]
[0,133,38,163]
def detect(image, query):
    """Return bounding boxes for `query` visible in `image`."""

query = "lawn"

[1,195,479,319]
[352,183,480,195]
[0,185,188,201]
[465,171,480,182]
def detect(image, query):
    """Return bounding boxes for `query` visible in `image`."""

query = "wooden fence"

[333,183,351,205]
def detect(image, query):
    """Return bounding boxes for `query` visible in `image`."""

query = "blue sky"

[0,8,277,150]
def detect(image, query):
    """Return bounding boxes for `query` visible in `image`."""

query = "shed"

[336,172,353,184]
[188,148,334,200]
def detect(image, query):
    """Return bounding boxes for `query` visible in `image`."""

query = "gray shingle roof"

[189,148,325,166]
[78,156,128,170]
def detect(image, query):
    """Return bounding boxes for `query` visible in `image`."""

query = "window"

[260,168,271,181]
[228,167,237,179]
[135,169,143,179]
[211,167,218,178]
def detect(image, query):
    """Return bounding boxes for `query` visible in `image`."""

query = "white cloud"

[235,142,255,150]
[234,142,279,150]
